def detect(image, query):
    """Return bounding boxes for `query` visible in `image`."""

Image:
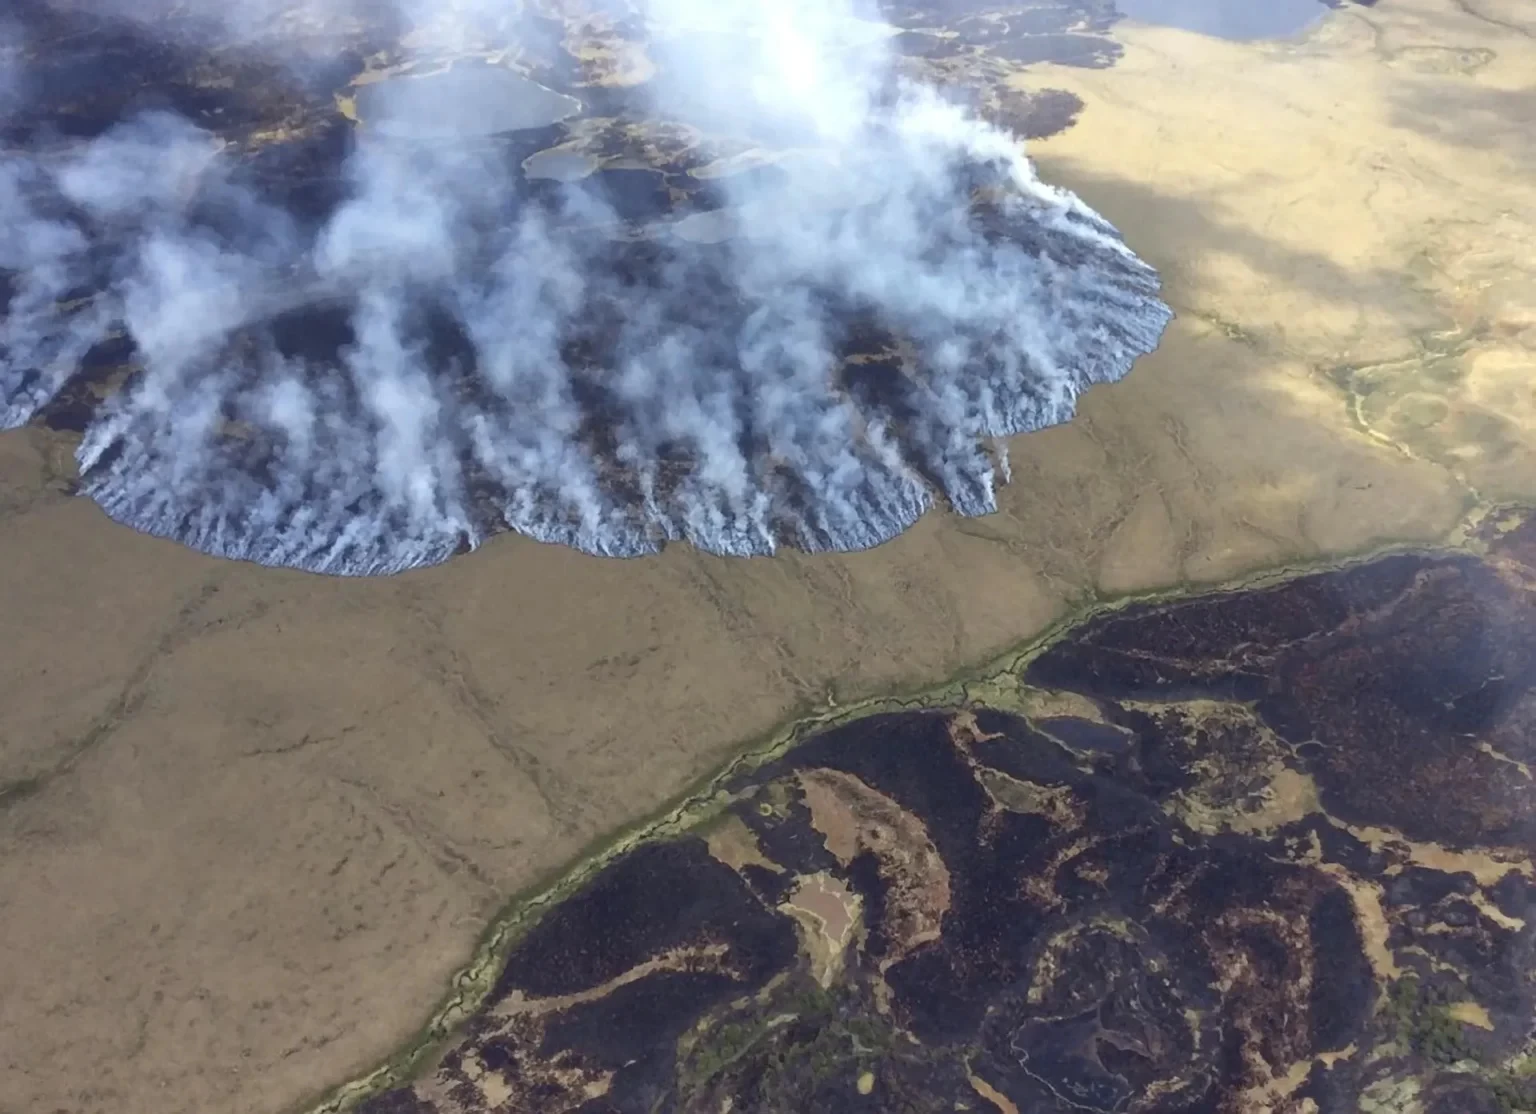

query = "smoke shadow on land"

[986,154,1488,595]
[1387,79,1536,171]
[1029,154,1445,332]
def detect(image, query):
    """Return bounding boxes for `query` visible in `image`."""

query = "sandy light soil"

[0,1,1532,1112]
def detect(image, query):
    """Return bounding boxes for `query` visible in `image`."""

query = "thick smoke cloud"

[0,20,24,118]
[0,0,1172,575]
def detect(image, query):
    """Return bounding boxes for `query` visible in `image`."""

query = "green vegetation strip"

[1383,976,1536,1113]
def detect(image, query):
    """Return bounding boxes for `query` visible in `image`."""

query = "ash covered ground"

[0,0,1171,575]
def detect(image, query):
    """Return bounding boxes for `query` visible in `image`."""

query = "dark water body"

[1114,0,1335,39]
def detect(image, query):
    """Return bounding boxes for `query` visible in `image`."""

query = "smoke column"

[0,0,1173,575]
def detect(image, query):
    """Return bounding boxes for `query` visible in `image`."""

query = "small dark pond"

[356,65,581,139]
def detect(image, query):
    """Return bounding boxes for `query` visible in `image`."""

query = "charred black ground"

[350,509,1536,1114]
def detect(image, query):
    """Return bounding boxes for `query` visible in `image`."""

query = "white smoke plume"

[0,19,25,118]
[0,0,1172,575]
